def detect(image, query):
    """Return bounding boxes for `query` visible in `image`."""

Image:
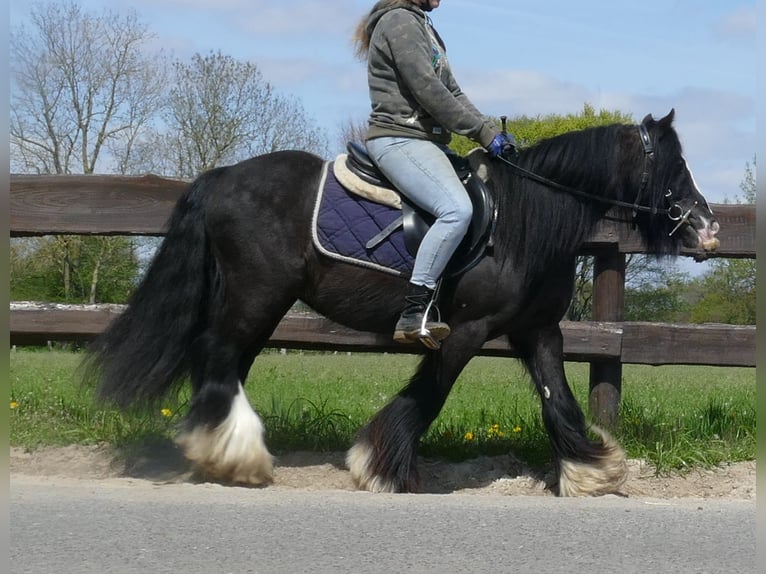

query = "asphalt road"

[10,476,756,574]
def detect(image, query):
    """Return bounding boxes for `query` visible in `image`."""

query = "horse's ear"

[641,113,654,126]
[658,108,675,128]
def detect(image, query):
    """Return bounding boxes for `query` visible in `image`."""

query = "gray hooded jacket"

[364,1,497,147]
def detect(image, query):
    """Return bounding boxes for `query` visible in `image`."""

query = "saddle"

[343,142,497,278]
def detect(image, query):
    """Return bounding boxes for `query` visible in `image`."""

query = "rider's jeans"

[365,136,472,290]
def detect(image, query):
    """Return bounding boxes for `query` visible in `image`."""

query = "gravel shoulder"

[9,444,756,500]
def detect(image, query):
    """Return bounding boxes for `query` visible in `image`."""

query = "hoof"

[557,426,628,496]
[177,383,274,486]
[347,442,408,493]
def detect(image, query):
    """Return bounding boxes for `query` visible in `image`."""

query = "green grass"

[9,349,756,474]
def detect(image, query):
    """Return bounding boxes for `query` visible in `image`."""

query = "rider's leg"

[366,136,472,344]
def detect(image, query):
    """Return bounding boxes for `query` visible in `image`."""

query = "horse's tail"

[84,173,219,409]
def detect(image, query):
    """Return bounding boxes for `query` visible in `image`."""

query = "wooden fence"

[9,174,757,427]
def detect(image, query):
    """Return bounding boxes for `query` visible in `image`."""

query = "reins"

[494,121,698,236]
[495,123,670,217]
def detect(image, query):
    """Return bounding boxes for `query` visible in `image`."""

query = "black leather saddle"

[345,141,497,278]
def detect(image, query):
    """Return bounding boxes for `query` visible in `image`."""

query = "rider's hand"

[486,133,517,158]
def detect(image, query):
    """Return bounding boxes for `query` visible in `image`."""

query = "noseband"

[637,123,696,235]
[498,124,696,234]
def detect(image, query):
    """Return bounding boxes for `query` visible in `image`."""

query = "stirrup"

[417,331,442,350]
[416,281,448,350]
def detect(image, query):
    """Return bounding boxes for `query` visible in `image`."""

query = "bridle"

[496,123,696,236]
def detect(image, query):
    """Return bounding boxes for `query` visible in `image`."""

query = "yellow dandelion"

[10,401,19,410]
[464,431,474,441]
[513,425,522,433]
[487,423,503,437]
[160,408,173,417]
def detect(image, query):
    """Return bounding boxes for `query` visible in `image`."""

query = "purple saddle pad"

[312,161,414,276]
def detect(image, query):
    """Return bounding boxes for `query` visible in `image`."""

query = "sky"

[9,0,756,207]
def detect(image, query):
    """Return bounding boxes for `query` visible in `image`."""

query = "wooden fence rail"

[9,174,757,427]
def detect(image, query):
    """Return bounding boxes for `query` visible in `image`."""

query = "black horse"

[85,110,720,496]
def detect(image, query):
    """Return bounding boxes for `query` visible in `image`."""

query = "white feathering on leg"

[557,425,628,497]
[177,382,273,485]
[346,441,399,493]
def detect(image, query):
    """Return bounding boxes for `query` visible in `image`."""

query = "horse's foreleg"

[520,326,627,496]
[346,405,420,493]
[176,332,274,485]
[348,328,483,493]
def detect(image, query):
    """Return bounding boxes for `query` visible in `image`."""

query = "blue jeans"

[365,137,472,290]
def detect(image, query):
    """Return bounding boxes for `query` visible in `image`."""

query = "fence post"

[588,246,625,428]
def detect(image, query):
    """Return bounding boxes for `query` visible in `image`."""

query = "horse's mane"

[490,122,660,284]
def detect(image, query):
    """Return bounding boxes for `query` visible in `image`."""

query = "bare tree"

[336,117,369,152]
[163,51,329,178]
[10,1,162,302]
[10,1,165,174]
[567,256,594,321]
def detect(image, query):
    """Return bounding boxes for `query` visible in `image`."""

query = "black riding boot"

[393,283,450,348]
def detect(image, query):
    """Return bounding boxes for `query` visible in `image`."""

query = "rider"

[353,0,515,345]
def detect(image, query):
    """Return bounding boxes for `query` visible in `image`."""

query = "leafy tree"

[448,103,633,156]
[624,273,692,322]
[11,236,138,303]
[688,158,756,325]
[622,256,693,322]
[734,157,756,204]
[688,267,755,324]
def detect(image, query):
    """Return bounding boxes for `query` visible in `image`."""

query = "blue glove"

[486,132,517,158]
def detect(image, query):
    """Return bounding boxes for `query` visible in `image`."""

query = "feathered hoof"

[346,442,416,493]
[176,384,274,486]
[177,425,274,486]
[557,425,628,497]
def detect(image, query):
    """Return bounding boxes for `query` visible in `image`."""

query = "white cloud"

[175,0,361,36]
[715,6,756,44]
[459,70,592,117]
[253,56,365,95]
[122,0,361,36]
[457,67,754,204]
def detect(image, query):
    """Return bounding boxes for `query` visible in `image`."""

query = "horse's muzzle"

[697,219,720,252]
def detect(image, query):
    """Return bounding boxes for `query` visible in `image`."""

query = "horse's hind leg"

[174,330,274,485]
[176,294,295,485]
[520,326,627,496]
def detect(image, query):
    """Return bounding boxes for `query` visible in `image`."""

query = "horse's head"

[636,110,720,253]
